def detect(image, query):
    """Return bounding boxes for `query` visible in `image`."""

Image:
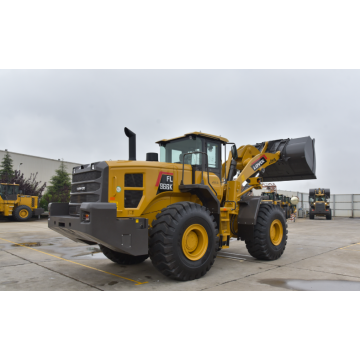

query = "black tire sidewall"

[263,207,287,254]
[173,211,217,270]
[149,202,218,280]
[14,205,32,221]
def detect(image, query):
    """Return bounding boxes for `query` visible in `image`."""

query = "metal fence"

[253,189,360,217]
[297,193,360,218]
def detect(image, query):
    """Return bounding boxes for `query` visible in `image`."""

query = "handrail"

[224,200,236,211]
[223,142,236,184]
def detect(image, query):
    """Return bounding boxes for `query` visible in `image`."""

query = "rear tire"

[309,213,314,220]
[13,205,32,222]
[99,245,148,265]
[149,201,218,281]
[245,204,287,260]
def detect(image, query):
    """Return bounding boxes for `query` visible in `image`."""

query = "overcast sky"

[1,70,359,194]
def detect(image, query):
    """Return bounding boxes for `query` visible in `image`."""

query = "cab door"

[204,140,222,199]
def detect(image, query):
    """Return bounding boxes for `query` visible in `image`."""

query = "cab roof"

[0,183,19,186]
[156,131,229,144]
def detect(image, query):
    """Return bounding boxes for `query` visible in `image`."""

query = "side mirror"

[231,144,238,160]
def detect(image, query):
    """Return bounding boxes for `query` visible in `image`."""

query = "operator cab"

[262,192,275,201]
[157,132,230,181]
[0,184,19,200]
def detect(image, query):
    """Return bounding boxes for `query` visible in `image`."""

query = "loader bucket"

[310,188,330,197]
[254,136,316,182]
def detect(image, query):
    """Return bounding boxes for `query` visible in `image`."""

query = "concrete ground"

[0,216,359,291]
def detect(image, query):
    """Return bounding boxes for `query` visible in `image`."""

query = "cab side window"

[206,141,219,169]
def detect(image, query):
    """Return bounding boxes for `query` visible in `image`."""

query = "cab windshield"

[0,185,19,197]
[316,196,325,202]
[160,137,203,165]
[263,192,274,200]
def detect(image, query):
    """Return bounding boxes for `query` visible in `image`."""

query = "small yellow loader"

[0,183,44,221]
[309,188,331,220]
[48,129,316,281]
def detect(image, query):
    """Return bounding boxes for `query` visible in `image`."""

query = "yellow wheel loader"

[277,194,292,219]
[0,183,44,221]
[48,129,316,281]
[309,188,331,220]
[260,190,277,204]
[260,191,287,217]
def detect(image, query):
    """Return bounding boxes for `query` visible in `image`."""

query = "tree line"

[0,151,71,209]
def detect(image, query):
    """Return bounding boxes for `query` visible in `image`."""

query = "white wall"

[0,150,81,190]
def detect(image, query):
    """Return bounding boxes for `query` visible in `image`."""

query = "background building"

[0,149,81,190]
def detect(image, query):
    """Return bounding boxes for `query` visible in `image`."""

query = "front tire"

[149,202,219,281]
[99,245,148,265]
[13,205,32,222]
[245,204,287,260]
[326,210,332,220]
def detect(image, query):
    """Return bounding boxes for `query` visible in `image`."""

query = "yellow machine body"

[309,188,331,219]
[48,129,317,281]
[0,184,41,220]
[105,135,281,247]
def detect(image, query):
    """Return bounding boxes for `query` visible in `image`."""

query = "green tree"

[40,161,71,209]
[0,151,14,181]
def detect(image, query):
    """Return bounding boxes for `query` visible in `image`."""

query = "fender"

[237,196,262,242]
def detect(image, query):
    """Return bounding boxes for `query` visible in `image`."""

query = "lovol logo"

[251,156,267,171]
[77,186,86,191]
[156,172,173,194]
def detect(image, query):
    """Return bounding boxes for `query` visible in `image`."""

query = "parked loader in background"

[48,129,316,281]
[0,183,44,221]
[261,192,294,219]
[309,188,331,220]
[278,194,294,219]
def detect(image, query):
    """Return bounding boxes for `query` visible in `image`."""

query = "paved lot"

[0,216,359,291]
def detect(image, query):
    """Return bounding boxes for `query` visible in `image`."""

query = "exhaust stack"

[124,127,136,161]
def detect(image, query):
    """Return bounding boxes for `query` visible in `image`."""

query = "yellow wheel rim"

[182,224,208,261]
[19,209,29,218]
[270,219,283,246]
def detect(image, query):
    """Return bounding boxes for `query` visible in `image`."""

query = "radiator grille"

[72,171,101,183]
[70,194,99,203]
[124,190,143,208]
[315,203,325,211]
[125,173,143,187]
[71,182,101,193]
[31,198,35,207]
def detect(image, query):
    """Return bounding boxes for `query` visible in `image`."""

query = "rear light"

[82,212,90,222]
